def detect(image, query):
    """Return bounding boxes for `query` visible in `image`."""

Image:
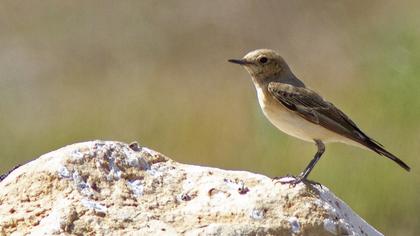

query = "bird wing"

[267,82,374,143]
[267,81,411,171]
[266,82,411,170]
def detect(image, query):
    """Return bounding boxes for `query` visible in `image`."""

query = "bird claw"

[272,174,323,188]
[272,174,302,186]
[272,173,294,181]
[277,176,304,186]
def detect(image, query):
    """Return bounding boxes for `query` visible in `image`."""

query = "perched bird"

[229,49,410,184]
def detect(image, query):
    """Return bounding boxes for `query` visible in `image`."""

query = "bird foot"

[272,173,294,181]
[275,176,304,186]
[272,174,303,186]
[272,174,323,188]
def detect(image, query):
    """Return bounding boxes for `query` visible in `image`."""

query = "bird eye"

[259,57,268,64]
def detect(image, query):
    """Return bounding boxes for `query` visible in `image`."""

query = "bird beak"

[228,59,252,65]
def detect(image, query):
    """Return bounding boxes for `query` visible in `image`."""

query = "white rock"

[0,141,383,235]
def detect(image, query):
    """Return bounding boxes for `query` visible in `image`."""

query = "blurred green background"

[1,1,419,234]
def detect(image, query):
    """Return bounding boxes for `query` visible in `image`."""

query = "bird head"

[228,49,290,82]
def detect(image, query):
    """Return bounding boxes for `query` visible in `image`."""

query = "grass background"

[0,1,419,234]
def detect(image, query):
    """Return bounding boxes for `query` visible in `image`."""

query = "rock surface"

[0,141,382,236]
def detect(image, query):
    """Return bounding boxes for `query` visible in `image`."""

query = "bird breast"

[254,84,347,144]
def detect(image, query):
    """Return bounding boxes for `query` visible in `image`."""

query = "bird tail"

[363,138,410,171]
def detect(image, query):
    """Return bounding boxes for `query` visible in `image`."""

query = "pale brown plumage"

[229,49,410,184]
[267,82,410,171]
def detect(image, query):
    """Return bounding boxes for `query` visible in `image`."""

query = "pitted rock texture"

[0,141,382,236]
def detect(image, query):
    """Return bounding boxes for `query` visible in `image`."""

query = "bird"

[228,49,410,185]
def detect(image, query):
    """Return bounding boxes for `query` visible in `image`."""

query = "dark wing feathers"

[268,82,362,140]
[267,82,410,171]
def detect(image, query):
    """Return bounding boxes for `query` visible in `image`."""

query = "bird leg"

[275,140,325,185]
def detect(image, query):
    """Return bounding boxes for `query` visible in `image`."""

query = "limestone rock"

[0,141,382,235]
